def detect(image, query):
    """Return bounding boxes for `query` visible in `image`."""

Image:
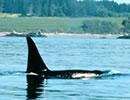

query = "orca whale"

[26,37,104,79]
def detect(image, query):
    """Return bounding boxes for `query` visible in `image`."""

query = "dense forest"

[0,0,130,17]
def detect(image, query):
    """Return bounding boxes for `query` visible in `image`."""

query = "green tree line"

[0,0,130,17]
[122,17,130,33]
[81,20,120,34]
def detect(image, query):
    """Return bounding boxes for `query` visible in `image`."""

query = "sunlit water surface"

[0,36,130,100]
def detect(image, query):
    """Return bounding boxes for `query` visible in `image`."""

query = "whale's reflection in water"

[26,75,46,99]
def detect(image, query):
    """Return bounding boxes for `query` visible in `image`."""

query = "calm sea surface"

[0,36,130,100]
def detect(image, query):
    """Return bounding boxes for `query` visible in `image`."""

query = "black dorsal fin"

[26,37,50,74]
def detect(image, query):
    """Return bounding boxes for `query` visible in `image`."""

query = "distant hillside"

[0,0,130,17]
[0,17,126,34]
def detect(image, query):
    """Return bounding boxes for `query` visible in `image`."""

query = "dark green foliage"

[122,17,130,33]
[0,0,130,17]
[81,20,119,34]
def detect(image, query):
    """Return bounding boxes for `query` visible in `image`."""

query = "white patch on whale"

[72,73,98,78]
[26,72,39,76]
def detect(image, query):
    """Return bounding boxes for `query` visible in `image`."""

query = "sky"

[94,0,130,4]
[114,0,130,4]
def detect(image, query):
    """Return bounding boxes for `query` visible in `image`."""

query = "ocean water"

[0,36,130,100]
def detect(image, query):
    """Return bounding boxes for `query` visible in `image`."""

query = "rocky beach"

[0,32,125,39]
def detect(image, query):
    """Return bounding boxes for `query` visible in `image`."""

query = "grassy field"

[0,17,127,33]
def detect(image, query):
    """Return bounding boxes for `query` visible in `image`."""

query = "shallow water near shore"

[0,36,130,100]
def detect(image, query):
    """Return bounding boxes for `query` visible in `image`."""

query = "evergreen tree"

[0,0,130,17]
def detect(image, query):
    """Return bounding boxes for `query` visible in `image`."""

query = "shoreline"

[42,33,123,38]
[0,32,124,38]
